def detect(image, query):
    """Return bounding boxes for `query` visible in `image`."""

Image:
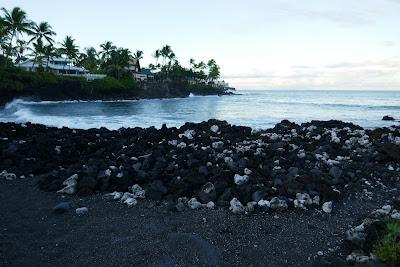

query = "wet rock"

[382,115,395,121]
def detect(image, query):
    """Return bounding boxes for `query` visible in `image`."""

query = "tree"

[43,44,58,70]
[207,59,220,81]
[99,41,116,64]
[153,49,160,69]
[133,50,143,60]
[1,7,33,58]
[105,48,132,79]
[160,45,173,67]
[58,35,79,62]
[0,16,10,56]
[28,39,45,71]
[13,39,28,63]
[29,21,55,45]
[78,47,99,72]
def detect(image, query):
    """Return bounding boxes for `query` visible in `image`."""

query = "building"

[127,59,154,81]
[15,57,106,80]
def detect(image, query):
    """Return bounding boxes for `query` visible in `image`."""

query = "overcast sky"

[2,0,400,90]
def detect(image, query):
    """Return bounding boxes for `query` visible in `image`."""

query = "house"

[127,59,154,81]
[133,68,155,81]
[15,57,106,80]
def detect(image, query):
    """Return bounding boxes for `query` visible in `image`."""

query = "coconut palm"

[99,41,116,63]
[13,39,28,63]
[28,21,55,45]
[1,7,33,58]
[58,35,79,62]
[28,39,45,70]
[43,44,58,70]
[160,45,172,67]
[78,47,99,72]
[207,59,220,81]
[0,18,10,56]
[133,50,143,60]
[105,48,132,79]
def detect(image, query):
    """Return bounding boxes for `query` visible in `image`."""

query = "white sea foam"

[1,91,399,130]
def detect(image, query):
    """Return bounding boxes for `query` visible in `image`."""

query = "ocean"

[0,90,399,130]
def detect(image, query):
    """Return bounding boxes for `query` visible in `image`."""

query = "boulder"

[382,115,395,121]
[198,182,216,203]
[53,202,70,214]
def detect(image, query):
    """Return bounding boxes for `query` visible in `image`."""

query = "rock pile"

[0,119,399,213]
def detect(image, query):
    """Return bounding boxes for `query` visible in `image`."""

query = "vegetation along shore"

[0,7,233,106]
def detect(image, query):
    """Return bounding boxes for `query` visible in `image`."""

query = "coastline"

[1,119,399,266]
[0,91,234,106]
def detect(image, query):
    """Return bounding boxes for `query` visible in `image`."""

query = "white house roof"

[15,60,88,72]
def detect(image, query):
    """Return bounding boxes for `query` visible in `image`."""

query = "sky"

[2,0,400,90]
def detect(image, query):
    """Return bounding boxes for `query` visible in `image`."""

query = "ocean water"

[0,90,399,130]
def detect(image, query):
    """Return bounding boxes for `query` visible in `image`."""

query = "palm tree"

[1,7,33,58]
[58,35,79,73]
[106,48,132,79]
[28,21,55,45]
[99,41,116,64]
[207,59,220,81]
[0,18,10,56]
[28,39,45,71]
[153,49,160,68]
[13,39,28,63]
[43,44,58,70]
[78,47,99,72]
[133,50,143,60]
[160,45,172,67]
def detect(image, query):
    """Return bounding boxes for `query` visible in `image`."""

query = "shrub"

[373,222,400,267]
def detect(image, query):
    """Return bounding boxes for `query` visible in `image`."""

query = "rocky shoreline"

[1,119,399,209]
[1,119,400,266]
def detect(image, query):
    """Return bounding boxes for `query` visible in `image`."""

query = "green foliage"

[88,77,125,92]
[373,222,400,267]
[58,35,79,63]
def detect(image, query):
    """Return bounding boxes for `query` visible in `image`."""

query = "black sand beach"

[1,175,398,267]
[1,119,399,266]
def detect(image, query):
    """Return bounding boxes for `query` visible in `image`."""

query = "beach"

[1,119,399,266]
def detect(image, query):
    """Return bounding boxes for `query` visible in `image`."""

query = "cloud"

[271,1,386,27]
[222,59,400,89]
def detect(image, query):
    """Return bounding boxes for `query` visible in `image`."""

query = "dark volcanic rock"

[382,115,395,121]
[1,119,399,212]
[53,202,70,214]
[198,182,217,203]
